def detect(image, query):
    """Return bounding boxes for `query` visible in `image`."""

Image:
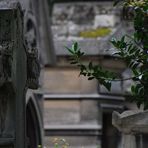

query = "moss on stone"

[79,27,111,38]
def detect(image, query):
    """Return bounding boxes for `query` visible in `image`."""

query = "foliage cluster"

[66,0,148,109]
[66,42,116,91]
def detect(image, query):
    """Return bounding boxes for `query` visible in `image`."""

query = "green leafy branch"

[66,0,148,109]
[66,42,116,91]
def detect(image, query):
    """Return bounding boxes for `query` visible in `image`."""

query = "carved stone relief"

[26,50,40,89]
[24,3,40,89]
[0,1,20,139]
[0,41,13,85]
[0,41,14,137]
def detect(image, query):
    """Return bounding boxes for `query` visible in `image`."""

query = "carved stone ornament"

[26,48,40,89]
[112,110,148,134]
[24,9,40,89]
[0,41,13,87]
[0,41,14,136]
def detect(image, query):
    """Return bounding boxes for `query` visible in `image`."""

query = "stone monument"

[0,1,40,148]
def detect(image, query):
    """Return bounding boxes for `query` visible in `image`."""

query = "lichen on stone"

[79,27,112,38]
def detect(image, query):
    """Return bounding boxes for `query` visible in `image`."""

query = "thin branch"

[84,73,142,82]
[74,54,144,82]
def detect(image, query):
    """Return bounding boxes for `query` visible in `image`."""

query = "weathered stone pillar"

[121,134,136,148]
[0,1,26,148]
[112,110,148,148]
[0,1,40,148]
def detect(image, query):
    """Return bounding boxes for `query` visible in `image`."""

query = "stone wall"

[52,2,120,37]
[50,2,128,56]
[43,1,131,148]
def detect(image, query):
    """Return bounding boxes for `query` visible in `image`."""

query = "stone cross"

[112,110,148,148]
[0,1,40,148]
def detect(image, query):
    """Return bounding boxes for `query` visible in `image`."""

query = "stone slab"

[44,100,80,125]
[94,14,118,28]
[43,68,98,94]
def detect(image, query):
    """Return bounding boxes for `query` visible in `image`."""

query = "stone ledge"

[43,93,124,101]
[44,124,102,136]
[45,124,101,130]
[100,103,124,110]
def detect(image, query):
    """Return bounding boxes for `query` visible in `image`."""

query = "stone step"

[44,135,101,148]
[44,93,124,101]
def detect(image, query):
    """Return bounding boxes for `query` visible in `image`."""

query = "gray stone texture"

[112,110,148,134]
[44,98,102,147]
[52,2,118,26]
[51,2,125,56]
[0,1,27,148]
[44,136,101,148]
[112,110,148,148]
[94,14,118,28]
[44,99,101,126]
[43,68,98,94]
[44,100,81,125]
[43,2,128,148]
